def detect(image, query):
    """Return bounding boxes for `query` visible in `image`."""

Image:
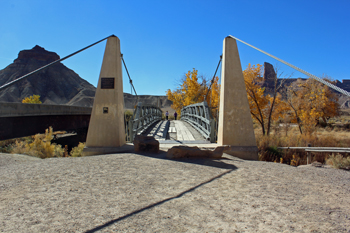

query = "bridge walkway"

[142,120,209,144]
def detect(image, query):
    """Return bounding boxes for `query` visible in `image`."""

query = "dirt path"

[1,152,349,232]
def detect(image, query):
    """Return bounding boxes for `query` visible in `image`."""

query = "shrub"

[256,129,350,165]
[290,154,301,166]
[11,140,28,155]
[0,139,16,153]
[12,127,64,158]
[22,94,42,104]
[70,142,86,157]
[124,110,134,121]
[326,154,350,170]
[259,145,283,163]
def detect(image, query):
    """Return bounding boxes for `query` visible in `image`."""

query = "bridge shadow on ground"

[84,167,235,233]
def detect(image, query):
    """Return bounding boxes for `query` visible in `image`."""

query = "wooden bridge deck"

[144,120,210,145]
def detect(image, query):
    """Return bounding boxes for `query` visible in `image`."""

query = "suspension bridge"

[1,35,348,160]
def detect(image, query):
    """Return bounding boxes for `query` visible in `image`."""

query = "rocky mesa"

[0,45,172,109]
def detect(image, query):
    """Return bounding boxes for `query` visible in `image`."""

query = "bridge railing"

[0,102,92,141]
[180,101,216,142]
[125,103,162,142]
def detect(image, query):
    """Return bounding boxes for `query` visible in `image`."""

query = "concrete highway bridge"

[0,102,213,146]
[0,102,91,141]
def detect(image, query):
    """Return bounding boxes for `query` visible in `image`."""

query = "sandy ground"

[1,151,350,233]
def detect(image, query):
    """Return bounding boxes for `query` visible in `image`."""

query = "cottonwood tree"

[166,68,220,116]
[22,94,42,104]
[286,77,339,134]
[243,63,289,135]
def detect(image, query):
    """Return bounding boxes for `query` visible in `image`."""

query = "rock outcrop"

[133,135,159,153]
[260,62,350,109]
[0,45,96,106]
[166,146,229,159]
[0,45,173,108]
[263,62,276,84]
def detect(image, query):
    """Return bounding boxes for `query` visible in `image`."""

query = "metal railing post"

[210,119,216,143]
[129,116,134,142]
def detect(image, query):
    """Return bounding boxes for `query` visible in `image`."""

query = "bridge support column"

[217,36,258,160]
[83,36,130,156]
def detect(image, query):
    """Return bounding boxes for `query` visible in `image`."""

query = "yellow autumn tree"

[207,76,220,118]
[287,78,339,134]
[243,63,289,135]
[166,68,220,116]
[22,94,42,104]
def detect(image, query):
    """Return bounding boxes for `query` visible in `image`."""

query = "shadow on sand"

[84,168,235,233]
[83,146,238,232]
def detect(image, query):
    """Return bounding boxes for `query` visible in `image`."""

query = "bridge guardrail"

[125,103,162,142]
[0,102,92,117]
[180,101,216,142]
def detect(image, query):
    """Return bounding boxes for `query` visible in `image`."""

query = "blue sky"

[0,0,349,95]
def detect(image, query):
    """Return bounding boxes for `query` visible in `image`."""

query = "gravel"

[1,151,350,232]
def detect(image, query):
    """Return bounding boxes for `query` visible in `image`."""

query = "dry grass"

[1,128,86,159]
[326,154,350,170]
[256,124,350,167]
[12,127,64,158]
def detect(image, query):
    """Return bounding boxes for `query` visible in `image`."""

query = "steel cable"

[228,35,350,97]
[0,35,115,91]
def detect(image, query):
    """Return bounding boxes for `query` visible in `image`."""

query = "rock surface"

[263,62,276,84]
[133,135,159,153]
[166,146,228,159]
[0,46,173,108]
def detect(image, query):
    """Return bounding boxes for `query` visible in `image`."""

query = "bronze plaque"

[101,77,115,89]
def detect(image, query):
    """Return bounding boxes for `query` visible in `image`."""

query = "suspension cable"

[205,55,222,99]
[0,35,115,91]
[121,54,138,107]
[228,35,350,97]
[121,54,137,97]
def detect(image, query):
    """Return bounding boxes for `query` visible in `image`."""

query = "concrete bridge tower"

[83,36,126,156]
[217,36,258,160]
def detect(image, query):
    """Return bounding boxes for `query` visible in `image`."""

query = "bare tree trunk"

[246,87,266,135]
[251,112,265,135]
[290,105,303,134]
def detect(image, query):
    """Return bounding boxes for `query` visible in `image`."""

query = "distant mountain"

[0,45,96,106]
[0,45,173,109]
[124,93,173,109]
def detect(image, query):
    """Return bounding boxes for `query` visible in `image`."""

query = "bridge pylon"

[83,35,128,156]
[217,36,258,160]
